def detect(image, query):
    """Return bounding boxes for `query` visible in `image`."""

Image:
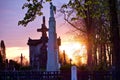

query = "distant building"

[0,40,6,63]
[28,16,48,70]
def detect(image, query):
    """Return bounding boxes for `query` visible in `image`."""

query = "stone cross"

[37,16,48,38]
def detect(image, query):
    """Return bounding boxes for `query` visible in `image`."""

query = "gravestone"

[71,66,77,80]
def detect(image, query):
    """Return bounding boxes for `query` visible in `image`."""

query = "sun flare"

[60,41,87,65]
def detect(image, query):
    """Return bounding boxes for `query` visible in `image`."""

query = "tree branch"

[64,18,87,33]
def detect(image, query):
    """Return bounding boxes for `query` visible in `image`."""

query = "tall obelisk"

[47,2,59,71]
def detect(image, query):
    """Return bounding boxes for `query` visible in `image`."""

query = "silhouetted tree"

[109,0,120,79]
[0,53,5,70]
[18,0,51,26]
[60,0,112,69]
[0,53,2,63]
[59,50,69,66]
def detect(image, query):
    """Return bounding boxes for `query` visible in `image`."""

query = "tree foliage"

[18,0,51,27]
[60,0,112,69]
[61,0,101,20]
[18,0,119,71]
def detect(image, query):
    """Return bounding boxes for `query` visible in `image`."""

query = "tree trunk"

[84,0,94,70]
[109,0,120,79]
[103,44,107,68]
[86,32,93,69]
[93,44,97,66]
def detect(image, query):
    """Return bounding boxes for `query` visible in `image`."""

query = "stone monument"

[28,16,48,70]
[71,66,77,80]
[47,2,59,71]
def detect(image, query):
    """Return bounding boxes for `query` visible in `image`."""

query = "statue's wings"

[53,6,56,14]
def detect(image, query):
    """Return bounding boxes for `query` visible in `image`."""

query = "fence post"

[71,66,77,80]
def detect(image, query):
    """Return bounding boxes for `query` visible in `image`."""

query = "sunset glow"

[6,47,29,61]
[60,41,87,65]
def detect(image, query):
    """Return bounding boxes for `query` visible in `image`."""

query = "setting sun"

[60,41,87,65]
